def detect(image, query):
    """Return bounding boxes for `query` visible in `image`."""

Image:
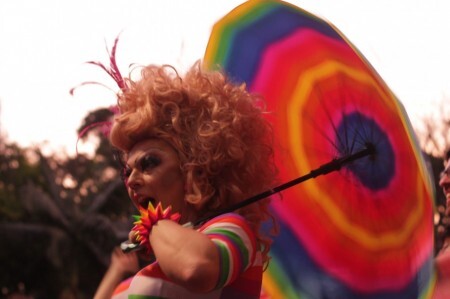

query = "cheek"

[160,170,184,193]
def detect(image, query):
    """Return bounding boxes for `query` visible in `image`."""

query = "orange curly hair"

[110,62,278,262]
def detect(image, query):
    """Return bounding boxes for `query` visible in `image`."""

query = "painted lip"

[132,194,155,209]
[131,192,141,201]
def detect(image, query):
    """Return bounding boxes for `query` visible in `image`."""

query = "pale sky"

[1,0,449,157]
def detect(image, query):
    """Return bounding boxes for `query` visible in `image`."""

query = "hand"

[94,246,140,299]
[128,230,139,244]
[110,247,139,276]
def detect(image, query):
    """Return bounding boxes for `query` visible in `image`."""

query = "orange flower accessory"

[132,202,181,255]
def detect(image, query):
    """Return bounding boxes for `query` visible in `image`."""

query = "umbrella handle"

[193,143,375,225]
[121,144,375,253]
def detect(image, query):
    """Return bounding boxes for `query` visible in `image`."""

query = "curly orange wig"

[110,62,278,262]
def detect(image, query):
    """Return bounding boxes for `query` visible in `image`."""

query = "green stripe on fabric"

[213,240,231,288]
[206,228,250,268]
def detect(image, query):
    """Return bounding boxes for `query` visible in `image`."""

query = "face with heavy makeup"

[440,158,450,216]
[124,138,191,222]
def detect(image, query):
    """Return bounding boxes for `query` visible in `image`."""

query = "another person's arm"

[94,247,139,299]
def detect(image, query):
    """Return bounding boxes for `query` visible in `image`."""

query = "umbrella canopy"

[204,1,436,298]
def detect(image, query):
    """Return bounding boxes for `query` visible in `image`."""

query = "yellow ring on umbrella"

[286,60,428,250]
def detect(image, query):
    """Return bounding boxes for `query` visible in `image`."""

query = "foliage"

[414,96,450,252]
[416,97,450,157]
[0,109,134,299]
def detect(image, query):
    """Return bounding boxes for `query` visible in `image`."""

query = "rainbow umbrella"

[204,0,436,298]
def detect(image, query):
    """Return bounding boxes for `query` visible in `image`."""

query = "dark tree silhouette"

[416,97,450,157]
[414,96,450,253]
[0,109,134,299]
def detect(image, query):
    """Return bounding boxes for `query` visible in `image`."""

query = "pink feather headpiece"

[71,35,127,153]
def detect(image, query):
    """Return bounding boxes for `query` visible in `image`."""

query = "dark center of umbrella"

[335,112,395,190]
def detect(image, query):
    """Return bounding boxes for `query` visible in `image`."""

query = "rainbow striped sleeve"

[199,213,258,289]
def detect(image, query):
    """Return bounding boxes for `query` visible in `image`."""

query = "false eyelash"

[139,155,161,170]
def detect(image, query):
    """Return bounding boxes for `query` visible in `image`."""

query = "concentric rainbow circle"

[286,56,430,282]
[204,0,435,297]
[264,30,434,292]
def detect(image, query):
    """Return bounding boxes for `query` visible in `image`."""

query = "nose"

[126,168,143,190]
[440,176,447,188]
[440,170,450,188]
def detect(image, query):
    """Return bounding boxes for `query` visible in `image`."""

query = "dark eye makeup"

[139,154,161,171]
[121,153,162,181]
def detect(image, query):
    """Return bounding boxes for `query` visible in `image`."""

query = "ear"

[184,181,205,210]
[185,194,203,210]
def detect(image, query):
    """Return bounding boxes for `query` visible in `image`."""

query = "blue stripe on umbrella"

[223,4,343,85]
[267,209,434,298]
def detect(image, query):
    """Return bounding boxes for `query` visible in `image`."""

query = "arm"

[433,253,450,299]
[149,214,257,293]
[94,248,139,299]
[150,219,220,293]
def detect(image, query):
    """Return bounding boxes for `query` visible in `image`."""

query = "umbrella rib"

[300,81,338,158]
[314,82,343,155]
[343,82,375,152]
[338,77,366,154]
[303,111,335,156]
[341,89,354,154]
